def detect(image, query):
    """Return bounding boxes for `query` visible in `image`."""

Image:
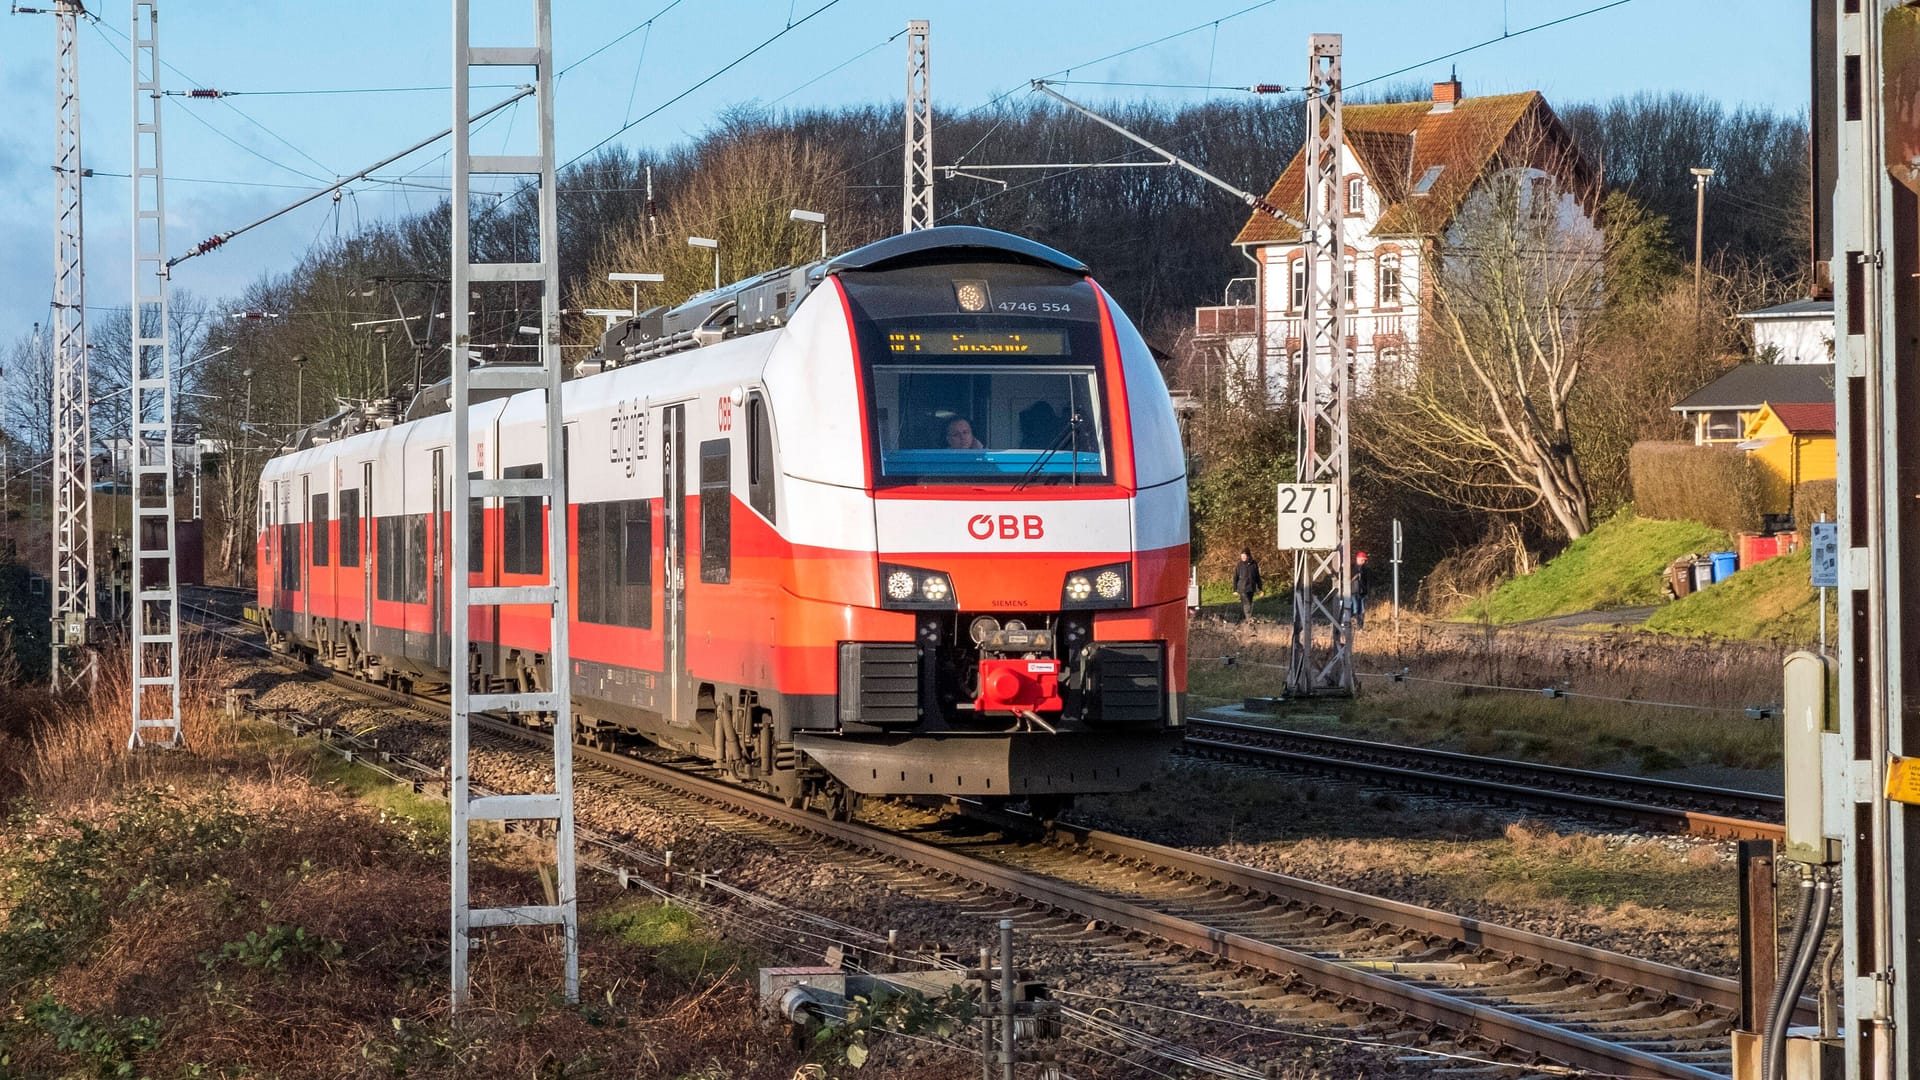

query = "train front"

[785,228,1188,808]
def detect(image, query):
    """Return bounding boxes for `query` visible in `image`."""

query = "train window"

[377,517,400,602]
[337,489,360,567]
[581,502,605,623]
[406,516,427,605]
[279,522,299,592]
[310,494,330,567]
[621,499,652,628]
[468,471,484,574]
[502,464,543,576]
[747,392,775,523]
[866,363,1109,484]
[699,440,730,584]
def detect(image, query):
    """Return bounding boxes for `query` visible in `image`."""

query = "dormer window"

[1347,177,1365,215]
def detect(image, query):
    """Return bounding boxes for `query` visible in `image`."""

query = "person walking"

[1232,548,1263,623]
[1350,550,1370,630]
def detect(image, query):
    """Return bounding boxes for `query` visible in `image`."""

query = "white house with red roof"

[1194,78,1603,406]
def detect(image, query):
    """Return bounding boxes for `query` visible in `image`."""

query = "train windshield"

[869,358,1107,482]
[840,259,1110,486]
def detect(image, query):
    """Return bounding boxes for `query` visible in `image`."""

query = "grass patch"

[593,899,764,986]
[1459,512,1729,624]
[1643,547,1821,645]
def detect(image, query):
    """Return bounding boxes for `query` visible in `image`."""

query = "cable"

[563,0,845,170]
[163,83,522,97]
[557,0,686,80]
[1345,0,1639,94]
[766,28,906,107]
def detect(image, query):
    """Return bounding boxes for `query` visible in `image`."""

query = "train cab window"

[310,494,330,567]
[698,439,730,584]
[337,489,361,567]
[838,259,1111,487]
[502,464,543,576]
[747,392,775,523]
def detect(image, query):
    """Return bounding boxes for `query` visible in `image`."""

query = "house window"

[1289,258,1306,311]
[1703,411,1743,441]
[1343,258,1357,304]
[1347,177,1364,214]
[1379,253,1401,305]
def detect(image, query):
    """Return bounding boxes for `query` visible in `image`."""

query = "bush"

[1629,441,1765,534]
[1793,479,1837,529]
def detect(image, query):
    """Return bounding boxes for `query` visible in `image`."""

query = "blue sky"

[0,0,1810,342]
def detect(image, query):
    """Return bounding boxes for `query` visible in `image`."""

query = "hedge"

[1629,440,1765,534]
[1793,479,1837,529]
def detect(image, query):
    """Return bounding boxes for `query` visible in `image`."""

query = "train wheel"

[825,785,861,823]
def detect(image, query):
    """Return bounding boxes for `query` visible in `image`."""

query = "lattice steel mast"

[449,0,577,1008]
[1285,34,1355,697]
[128,0,181,748]
[902,19,932,232]
[49,0,96,690]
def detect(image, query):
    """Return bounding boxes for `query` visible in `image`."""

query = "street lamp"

[688,235,719,290]
[607,271,664,315]
[789,208,827,259]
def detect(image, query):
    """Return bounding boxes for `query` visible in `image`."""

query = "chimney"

[1432,74,1463,113]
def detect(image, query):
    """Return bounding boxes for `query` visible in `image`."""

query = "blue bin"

[1710,550,1738,582]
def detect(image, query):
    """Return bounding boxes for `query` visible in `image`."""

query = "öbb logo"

[967,514,1044,540]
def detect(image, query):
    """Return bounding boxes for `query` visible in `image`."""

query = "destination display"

[886,330,1068,355]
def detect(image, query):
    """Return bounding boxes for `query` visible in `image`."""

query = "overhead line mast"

[1286,34,1355,697]
[902,19,932,231]
[128,0,181,748]
[449,0,578,1010]
[39,0,97,690]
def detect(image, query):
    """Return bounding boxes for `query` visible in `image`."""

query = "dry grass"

[1189,617,1784,771]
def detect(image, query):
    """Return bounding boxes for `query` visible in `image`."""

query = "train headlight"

[878,563,958,610]
[1062,563,1129,609]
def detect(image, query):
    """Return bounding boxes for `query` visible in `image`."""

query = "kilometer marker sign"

[1277,483,1339,551]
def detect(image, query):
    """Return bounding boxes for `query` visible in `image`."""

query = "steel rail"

[1186,718,1784,842]
[187,609,1755,1077]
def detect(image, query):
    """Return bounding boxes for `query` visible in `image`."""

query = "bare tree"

[1361,154,1609,541]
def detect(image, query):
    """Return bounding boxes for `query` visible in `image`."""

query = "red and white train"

[256,227,1188,812]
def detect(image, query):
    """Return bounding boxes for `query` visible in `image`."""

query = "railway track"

[188,601,1774,1078]
[1184,717,1785,843]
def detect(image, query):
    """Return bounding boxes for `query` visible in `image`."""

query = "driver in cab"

[944,416,986,450]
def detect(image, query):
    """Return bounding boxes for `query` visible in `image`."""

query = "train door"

[362,462,374,654]
[431,448,446,671]
[662,404,688,727]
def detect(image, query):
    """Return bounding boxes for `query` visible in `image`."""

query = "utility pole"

[902,19,932,232]
[128,0,182,748]
[1690,166,1713,341]
[35,0,98,690]
[449,0,578,1010]
[1286,34,1355,697]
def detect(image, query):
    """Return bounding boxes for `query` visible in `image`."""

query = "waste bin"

[1693,556,1715,591]
[1665,557,1694,598]
[1710,550,1738,582]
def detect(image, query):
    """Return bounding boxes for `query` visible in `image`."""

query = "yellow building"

[1740,401,1837,515]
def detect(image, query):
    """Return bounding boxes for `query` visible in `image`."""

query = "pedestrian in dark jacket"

[1233,548,1262,623]
[1350,551,1370,630]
